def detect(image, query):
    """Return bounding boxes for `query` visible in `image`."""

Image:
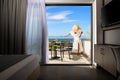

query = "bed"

[0,54,40,80]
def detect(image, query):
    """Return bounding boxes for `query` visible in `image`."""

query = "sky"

[46,6,91,38]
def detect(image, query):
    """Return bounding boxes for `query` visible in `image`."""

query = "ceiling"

[45,0,94,4]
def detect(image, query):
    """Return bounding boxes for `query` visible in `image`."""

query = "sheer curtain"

[26,0,48,63]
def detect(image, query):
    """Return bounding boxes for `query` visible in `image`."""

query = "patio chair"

[56,41,72,61]
[49,42,53,59]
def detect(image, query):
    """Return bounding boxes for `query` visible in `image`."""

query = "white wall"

[92,0,97,64]
[83,40,91,57]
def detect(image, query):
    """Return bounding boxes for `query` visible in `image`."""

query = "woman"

[65,24,83,53]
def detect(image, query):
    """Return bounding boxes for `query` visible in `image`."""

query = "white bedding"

[0,55,40,80]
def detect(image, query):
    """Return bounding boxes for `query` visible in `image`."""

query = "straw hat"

[72,24,81,33]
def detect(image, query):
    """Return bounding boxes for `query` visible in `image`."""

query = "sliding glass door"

[46,5,92,64]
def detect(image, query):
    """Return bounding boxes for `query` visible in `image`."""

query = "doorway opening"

[46,5,92,64]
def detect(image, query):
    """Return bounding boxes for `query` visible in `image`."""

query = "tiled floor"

[48,51,91,64]
[38,66,116,80]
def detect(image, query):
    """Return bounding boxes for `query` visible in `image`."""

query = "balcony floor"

[48,51,91,64]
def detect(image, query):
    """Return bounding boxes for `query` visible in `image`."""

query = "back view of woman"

[65,24,83,54]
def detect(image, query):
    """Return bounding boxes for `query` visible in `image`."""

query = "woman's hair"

[72,24,82,32]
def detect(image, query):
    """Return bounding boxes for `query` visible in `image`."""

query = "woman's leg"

[77,43,80,55]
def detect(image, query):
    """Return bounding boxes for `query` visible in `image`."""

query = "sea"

[48,36,90,42]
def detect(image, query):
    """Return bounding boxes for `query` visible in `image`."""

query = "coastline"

[48,36,90,42]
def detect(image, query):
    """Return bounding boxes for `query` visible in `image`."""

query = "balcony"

[48,40,91,64]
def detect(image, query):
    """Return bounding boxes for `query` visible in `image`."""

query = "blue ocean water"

[48,36,90,42]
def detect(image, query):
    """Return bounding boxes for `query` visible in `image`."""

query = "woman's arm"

[79,31,83,37]
[65,31,72,37]
[65,32,71,37]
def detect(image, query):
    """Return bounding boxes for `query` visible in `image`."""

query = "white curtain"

[26,0,48,63]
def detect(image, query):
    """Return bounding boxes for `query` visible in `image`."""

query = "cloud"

[47,11,73,20]
[62,19,79,23]
[46,11,79,24]
[47,19,79,24]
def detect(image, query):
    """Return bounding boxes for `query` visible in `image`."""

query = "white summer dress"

[69,31,83,52]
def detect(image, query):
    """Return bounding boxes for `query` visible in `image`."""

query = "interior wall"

[92,0,97,64]
[96,0,104,44]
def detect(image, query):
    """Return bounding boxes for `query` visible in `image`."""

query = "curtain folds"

[26,0,48,63]
[0,0,27,54]
[0,0,48,63]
